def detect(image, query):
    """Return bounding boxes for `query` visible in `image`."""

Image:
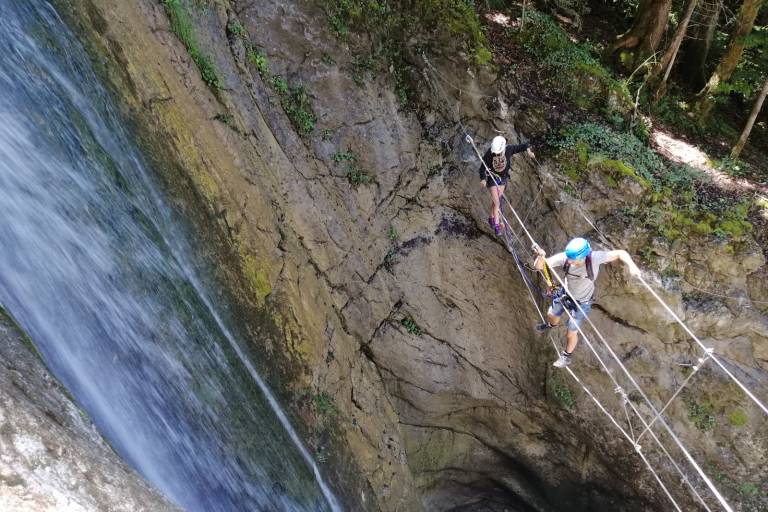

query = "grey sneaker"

[553,353,572,368]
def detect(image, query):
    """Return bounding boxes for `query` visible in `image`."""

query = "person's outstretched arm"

[507,143,535,159]
[605,249,641,276]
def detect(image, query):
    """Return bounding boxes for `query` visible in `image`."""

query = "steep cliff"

[52,0,767,510]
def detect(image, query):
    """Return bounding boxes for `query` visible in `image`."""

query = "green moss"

[693,221,714,235]
[727,409,748,427]
[238,245,272,302]
[550,123,752,243]
[474,47,492,66]
[552,381,575,409]
[410,430,454,471]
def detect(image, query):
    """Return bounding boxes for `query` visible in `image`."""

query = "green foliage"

[270,75,289,95]
[549,123,753,241]
[727,409,748,427]
[715,157,752,178]
[313,393,337,416]
[400,316,423,336]
[331,150,370,186]
[346,166,371,185]
[719,26,768,102]
[322,0,489,104]
[651,91,702,136]
[685,397,716,432]
[552,381,575,409]
[387,226,398,241]
[512,11,629,114]
[247,50,269,77]
[550,123,666,184]
[331,150,356,162]
[245,68,316,135]
[280,85,316,135]
[226,19,245,38]
[739,483,759,497]
[161,0,221,90]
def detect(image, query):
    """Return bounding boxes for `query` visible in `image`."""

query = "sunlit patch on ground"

[651,128,768,194]
[485,12,512,27]
[651,129,709,170]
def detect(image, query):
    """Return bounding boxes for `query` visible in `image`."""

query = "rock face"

[52,0,767,511]
[0,312,179,512]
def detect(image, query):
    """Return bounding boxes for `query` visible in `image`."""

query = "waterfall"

[0,1,340,510]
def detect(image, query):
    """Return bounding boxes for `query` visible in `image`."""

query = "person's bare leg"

[490,186,501,225]
[547,312,560,326]
[496,184,506,224]
[565,329,578,353]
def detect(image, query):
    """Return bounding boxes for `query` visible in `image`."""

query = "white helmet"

[491,136,506,154]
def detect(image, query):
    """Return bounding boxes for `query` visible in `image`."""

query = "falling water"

[0,1,340,510]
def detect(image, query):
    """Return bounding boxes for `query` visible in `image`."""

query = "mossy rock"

[587,155,651,190]
[727,409,748,427]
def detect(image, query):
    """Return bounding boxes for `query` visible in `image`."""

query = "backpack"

[563,254,594,281]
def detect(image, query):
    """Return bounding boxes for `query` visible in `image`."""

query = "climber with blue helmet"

[533,237,641,368]
[478,135,535,236]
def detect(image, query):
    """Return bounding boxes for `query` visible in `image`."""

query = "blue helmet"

[565,237,591,260]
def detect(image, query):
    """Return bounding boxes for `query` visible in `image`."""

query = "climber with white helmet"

[533,237,641,368]
[478,135,535,235]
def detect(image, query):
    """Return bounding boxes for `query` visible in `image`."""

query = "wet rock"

[0,314,178,512]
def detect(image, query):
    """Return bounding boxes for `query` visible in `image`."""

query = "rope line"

[579,210,768,416]
[478,139,731,512]
[495,209,683,510]
[497,204,714,511]
[636,352,711,443]
[422,57,729,511]
[498,219,686,512]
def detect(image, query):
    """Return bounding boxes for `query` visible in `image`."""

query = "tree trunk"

[650,0,700,100]
[695,0,765,120]
[612,0,673,69]
[679,0,721,89]
[731,76,768,159]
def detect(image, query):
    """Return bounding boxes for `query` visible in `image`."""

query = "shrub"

[685,397,716,432]
[247,50,269,78]
[552,381,575,409]
[313,393,337,416]
[549,123,753,241]
[161,0,221,90]
[513,11,630,114]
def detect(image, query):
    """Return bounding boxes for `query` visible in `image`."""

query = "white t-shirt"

[546,250,609,302]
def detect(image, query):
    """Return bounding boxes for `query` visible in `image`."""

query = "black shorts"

[486,176,508,188]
